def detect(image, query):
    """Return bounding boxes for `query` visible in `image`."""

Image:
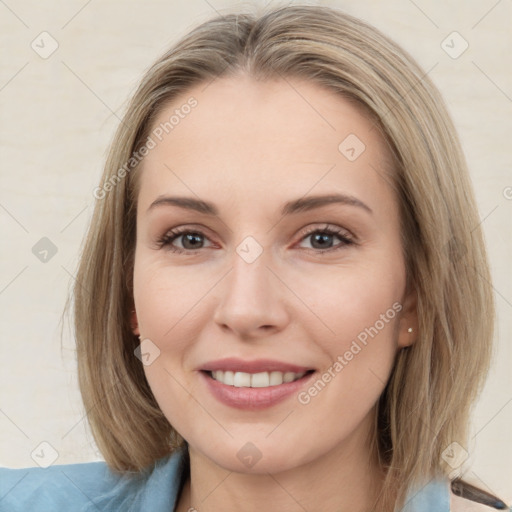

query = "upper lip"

[200,358,314,374]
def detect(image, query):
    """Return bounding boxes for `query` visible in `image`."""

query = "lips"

[198,358,316,410]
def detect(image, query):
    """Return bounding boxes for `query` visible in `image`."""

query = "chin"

[193,436,316,475]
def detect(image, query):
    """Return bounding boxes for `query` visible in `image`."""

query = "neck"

[175,414,386,512]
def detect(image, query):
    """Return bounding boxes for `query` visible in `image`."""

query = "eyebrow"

[146,193,373,216]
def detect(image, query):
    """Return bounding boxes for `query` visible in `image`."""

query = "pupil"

[183,233,202,249]
[312,233,332,249]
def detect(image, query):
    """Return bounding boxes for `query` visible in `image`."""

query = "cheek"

[133,261,205,430]
[297,261,403,397]
[297,256,403,342]
[133,257,215,343]
[142,362,204,446]
[132,258,218,425]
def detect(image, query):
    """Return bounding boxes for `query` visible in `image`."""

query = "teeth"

[251,372,271,387]
[283,372,296,383]
[223,370,234,385]
[233,371,251,387]
[210,370,307,387]
[269,371,283,386]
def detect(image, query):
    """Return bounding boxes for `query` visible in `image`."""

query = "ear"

[397,286,418,349]
[130,309,140,336]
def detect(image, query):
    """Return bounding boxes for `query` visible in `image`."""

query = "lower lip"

[199,370,316,410]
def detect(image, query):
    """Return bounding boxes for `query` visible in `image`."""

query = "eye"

[156,227,213,254]
[297,224,355,253]
[156,223,355,255]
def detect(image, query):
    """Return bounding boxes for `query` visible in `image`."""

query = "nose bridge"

[213,236,287,336]
[232,237,269,291]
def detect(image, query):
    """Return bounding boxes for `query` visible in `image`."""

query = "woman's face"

[132,74,417,473]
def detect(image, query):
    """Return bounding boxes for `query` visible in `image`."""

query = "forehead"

[137,74,395,217]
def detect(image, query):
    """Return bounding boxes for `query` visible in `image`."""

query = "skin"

[131,74,418,512]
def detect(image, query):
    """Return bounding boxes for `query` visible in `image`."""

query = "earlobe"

[130,309,140,336]
[397,288,418,348]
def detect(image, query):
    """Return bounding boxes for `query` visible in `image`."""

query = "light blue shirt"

[0,445,450,511]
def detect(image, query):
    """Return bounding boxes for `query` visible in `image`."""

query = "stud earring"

[407,327,413,333]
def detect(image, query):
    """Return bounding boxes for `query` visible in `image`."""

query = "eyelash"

[155,224,355,255]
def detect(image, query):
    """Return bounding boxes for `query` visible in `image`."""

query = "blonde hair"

[70,4,495,510]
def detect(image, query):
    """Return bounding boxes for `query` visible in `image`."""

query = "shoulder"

[0,449,186,512]
[0,460,116,511]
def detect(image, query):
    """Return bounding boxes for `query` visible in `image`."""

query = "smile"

[208,370,311,387]
[200,368,316,410]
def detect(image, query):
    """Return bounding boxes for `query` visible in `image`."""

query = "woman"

[0,4,507,511]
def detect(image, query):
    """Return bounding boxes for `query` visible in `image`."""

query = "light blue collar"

[400,476,450,512]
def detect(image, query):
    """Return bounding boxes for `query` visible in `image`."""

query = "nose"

[212,248,289,340]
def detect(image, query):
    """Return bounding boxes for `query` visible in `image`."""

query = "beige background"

[0,0,510,503]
